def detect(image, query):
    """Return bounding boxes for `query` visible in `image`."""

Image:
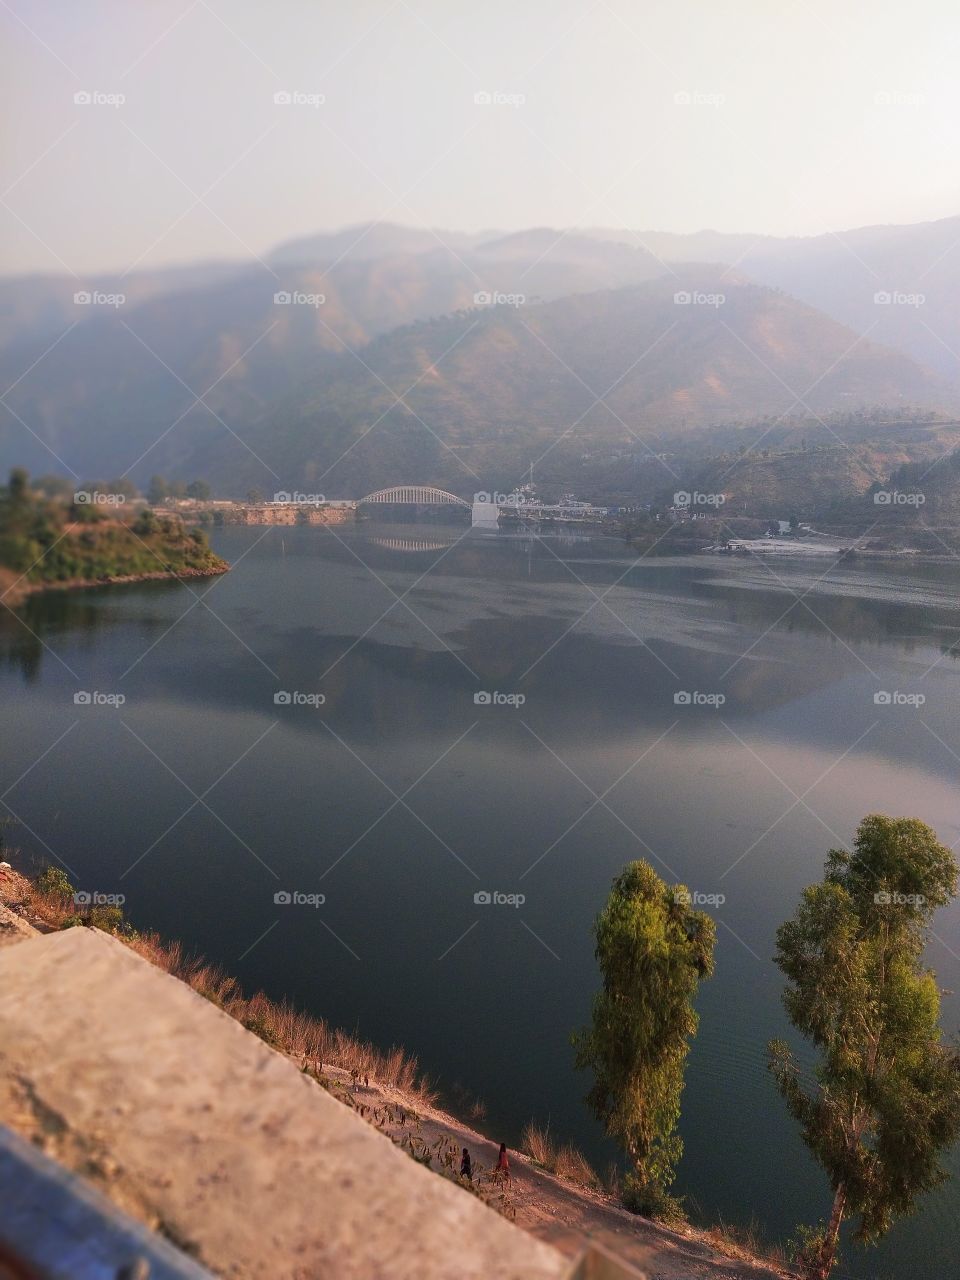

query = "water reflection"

[3,525,960,1280]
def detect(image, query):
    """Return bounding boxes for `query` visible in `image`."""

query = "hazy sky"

[2,0,959,275]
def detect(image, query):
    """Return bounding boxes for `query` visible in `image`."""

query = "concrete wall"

[0,929,570,1280]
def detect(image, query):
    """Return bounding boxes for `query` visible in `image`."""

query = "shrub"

[35,865,75,898]
[787,1221,832,1272]
[88,904,125,934]
[133,510,158,536]
[622,1172,687,1226]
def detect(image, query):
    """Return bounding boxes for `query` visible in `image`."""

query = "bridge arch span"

[358,485,470,508]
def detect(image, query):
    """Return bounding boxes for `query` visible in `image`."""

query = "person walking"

[460,1147,472,1181]
[494,1142,510,1185]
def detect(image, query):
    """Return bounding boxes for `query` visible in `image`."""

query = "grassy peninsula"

[0,468,228,606]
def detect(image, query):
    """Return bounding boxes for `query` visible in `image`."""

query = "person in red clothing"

[494,1142,510,1184]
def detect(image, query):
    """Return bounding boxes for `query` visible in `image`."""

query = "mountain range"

[1,217,959,496]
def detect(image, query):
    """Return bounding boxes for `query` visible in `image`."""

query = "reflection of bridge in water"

[367,533,462,553]
[358,486,470,508]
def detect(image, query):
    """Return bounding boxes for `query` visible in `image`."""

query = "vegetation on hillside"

[0,468,227,603]
[769,816,960,1278]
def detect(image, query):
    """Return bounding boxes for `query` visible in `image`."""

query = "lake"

[3,522,960,1280]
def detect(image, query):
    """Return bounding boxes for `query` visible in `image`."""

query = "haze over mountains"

[2,217,959,495]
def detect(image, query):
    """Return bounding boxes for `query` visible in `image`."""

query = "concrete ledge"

[0,928,568,1280]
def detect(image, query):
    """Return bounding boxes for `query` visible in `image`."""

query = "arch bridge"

[358,485,470,508]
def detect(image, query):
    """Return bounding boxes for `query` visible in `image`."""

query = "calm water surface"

[4,523,960,1280]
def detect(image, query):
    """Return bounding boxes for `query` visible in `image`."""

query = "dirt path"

[337,1074,791,1280]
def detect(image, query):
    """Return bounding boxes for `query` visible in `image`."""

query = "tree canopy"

[770,815,960,1277]
[575,860,715,1213]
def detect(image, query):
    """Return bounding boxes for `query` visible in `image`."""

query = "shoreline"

[0,563,229,609]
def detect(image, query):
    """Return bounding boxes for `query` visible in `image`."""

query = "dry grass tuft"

[704,1217,789,1270]
[521,1121,599,1187]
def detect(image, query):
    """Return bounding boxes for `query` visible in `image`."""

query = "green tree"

[8,468,29,502]
[769,815,960,1278]
[185,479,211,501]
[147,475,168,505]
[246,487,264,505]
[574,860,716,1215]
